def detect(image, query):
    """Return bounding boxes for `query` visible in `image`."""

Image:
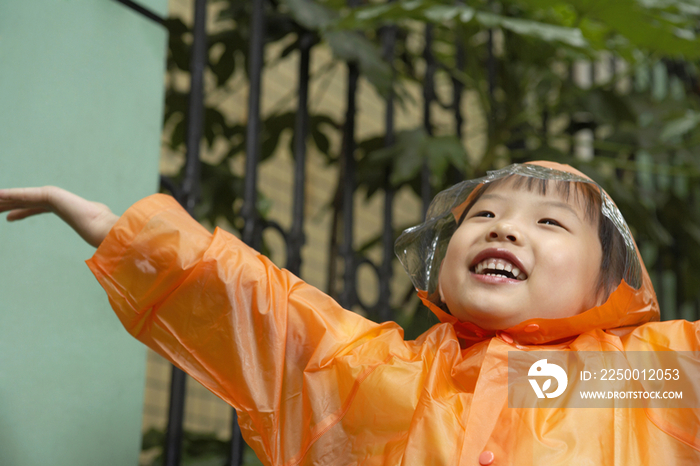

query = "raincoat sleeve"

[86,194,416,465]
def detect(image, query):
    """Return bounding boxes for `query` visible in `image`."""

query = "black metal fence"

[114,0,699,465]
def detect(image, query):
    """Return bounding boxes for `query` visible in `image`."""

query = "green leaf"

[660,111,700,142]
[355,3,394,21]
[423,136,469,183]
[334,2,475,28]
[260,112,296,161]
[388,129,427,185]
[475,12,587,48]
[370,129,469,189]
[335,2,586,49]
[325,31,393,97]
[204,108,228,147]
[311,127,330,154]
[209,32,243,86]
[171,118,186,150]
[284,0,336,29]
[522,0,700,57]
[141,428,164,450]
[165,18,191,71]
[423,5,463,22]
[163,90,188,125]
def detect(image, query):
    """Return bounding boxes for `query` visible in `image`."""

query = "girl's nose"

[487,223,520,243]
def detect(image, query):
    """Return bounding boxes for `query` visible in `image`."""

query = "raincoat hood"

[396,161,660,346]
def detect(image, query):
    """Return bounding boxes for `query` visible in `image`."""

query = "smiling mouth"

[471,258,528,280]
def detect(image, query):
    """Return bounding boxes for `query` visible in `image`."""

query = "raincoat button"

[479,450,495,465]
[499,332,514,344]
[524,324,540,332]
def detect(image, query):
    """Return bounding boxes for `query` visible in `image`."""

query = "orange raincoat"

[87,163,700,466]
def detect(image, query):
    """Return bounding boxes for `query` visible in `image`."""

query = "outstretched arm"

[86,194,419,466]
[0,186,119,247]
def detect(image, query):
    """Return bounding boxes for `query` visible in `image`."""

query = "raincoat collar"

[419,278,658,347]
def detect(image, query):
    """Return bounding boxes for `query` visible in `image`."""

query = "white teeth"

[476,258,517,271]
[473,257,527,280]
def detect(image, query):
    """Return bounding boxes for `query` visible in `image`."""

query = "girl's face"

[438,179,603,330]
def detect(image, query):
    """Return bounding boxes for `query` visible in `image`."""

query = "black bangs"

[457,175,601,226]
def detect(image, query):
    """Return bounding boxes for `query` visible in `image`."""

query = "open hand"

[0,186,119,248]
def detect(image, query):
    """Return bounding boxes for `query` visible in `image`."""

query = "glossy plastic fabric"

[87,170,700,466]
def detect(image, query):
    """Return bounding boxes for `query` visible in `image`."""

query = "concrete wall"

[0,1,167,464]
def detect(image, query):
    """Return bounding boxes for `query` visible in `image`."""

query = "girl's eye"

[473,211,495,218]
[539,218,562,227]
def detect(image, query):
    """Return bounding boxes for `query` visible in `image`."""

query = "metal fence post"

[162,0,207,465]
[338,61,359,309]
[378,22,396,322]
[287,33,313,276]
[229,0,266,464]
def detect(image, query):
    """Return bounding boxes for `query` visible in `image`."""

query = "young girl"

[2,161,698,465]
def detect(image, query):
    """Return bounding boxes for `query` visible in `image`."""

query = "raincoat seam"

[643,408,700,452]
[284,354,395,466]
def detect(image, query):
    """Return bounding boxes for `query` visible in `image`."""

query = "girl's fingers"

[0,187,52,211]
[0,201,47,213]
[0,187,49,201]
[6,207,51,221]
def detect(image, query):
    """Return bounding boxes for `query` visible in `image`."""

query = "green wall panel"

[0,1,167,464]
